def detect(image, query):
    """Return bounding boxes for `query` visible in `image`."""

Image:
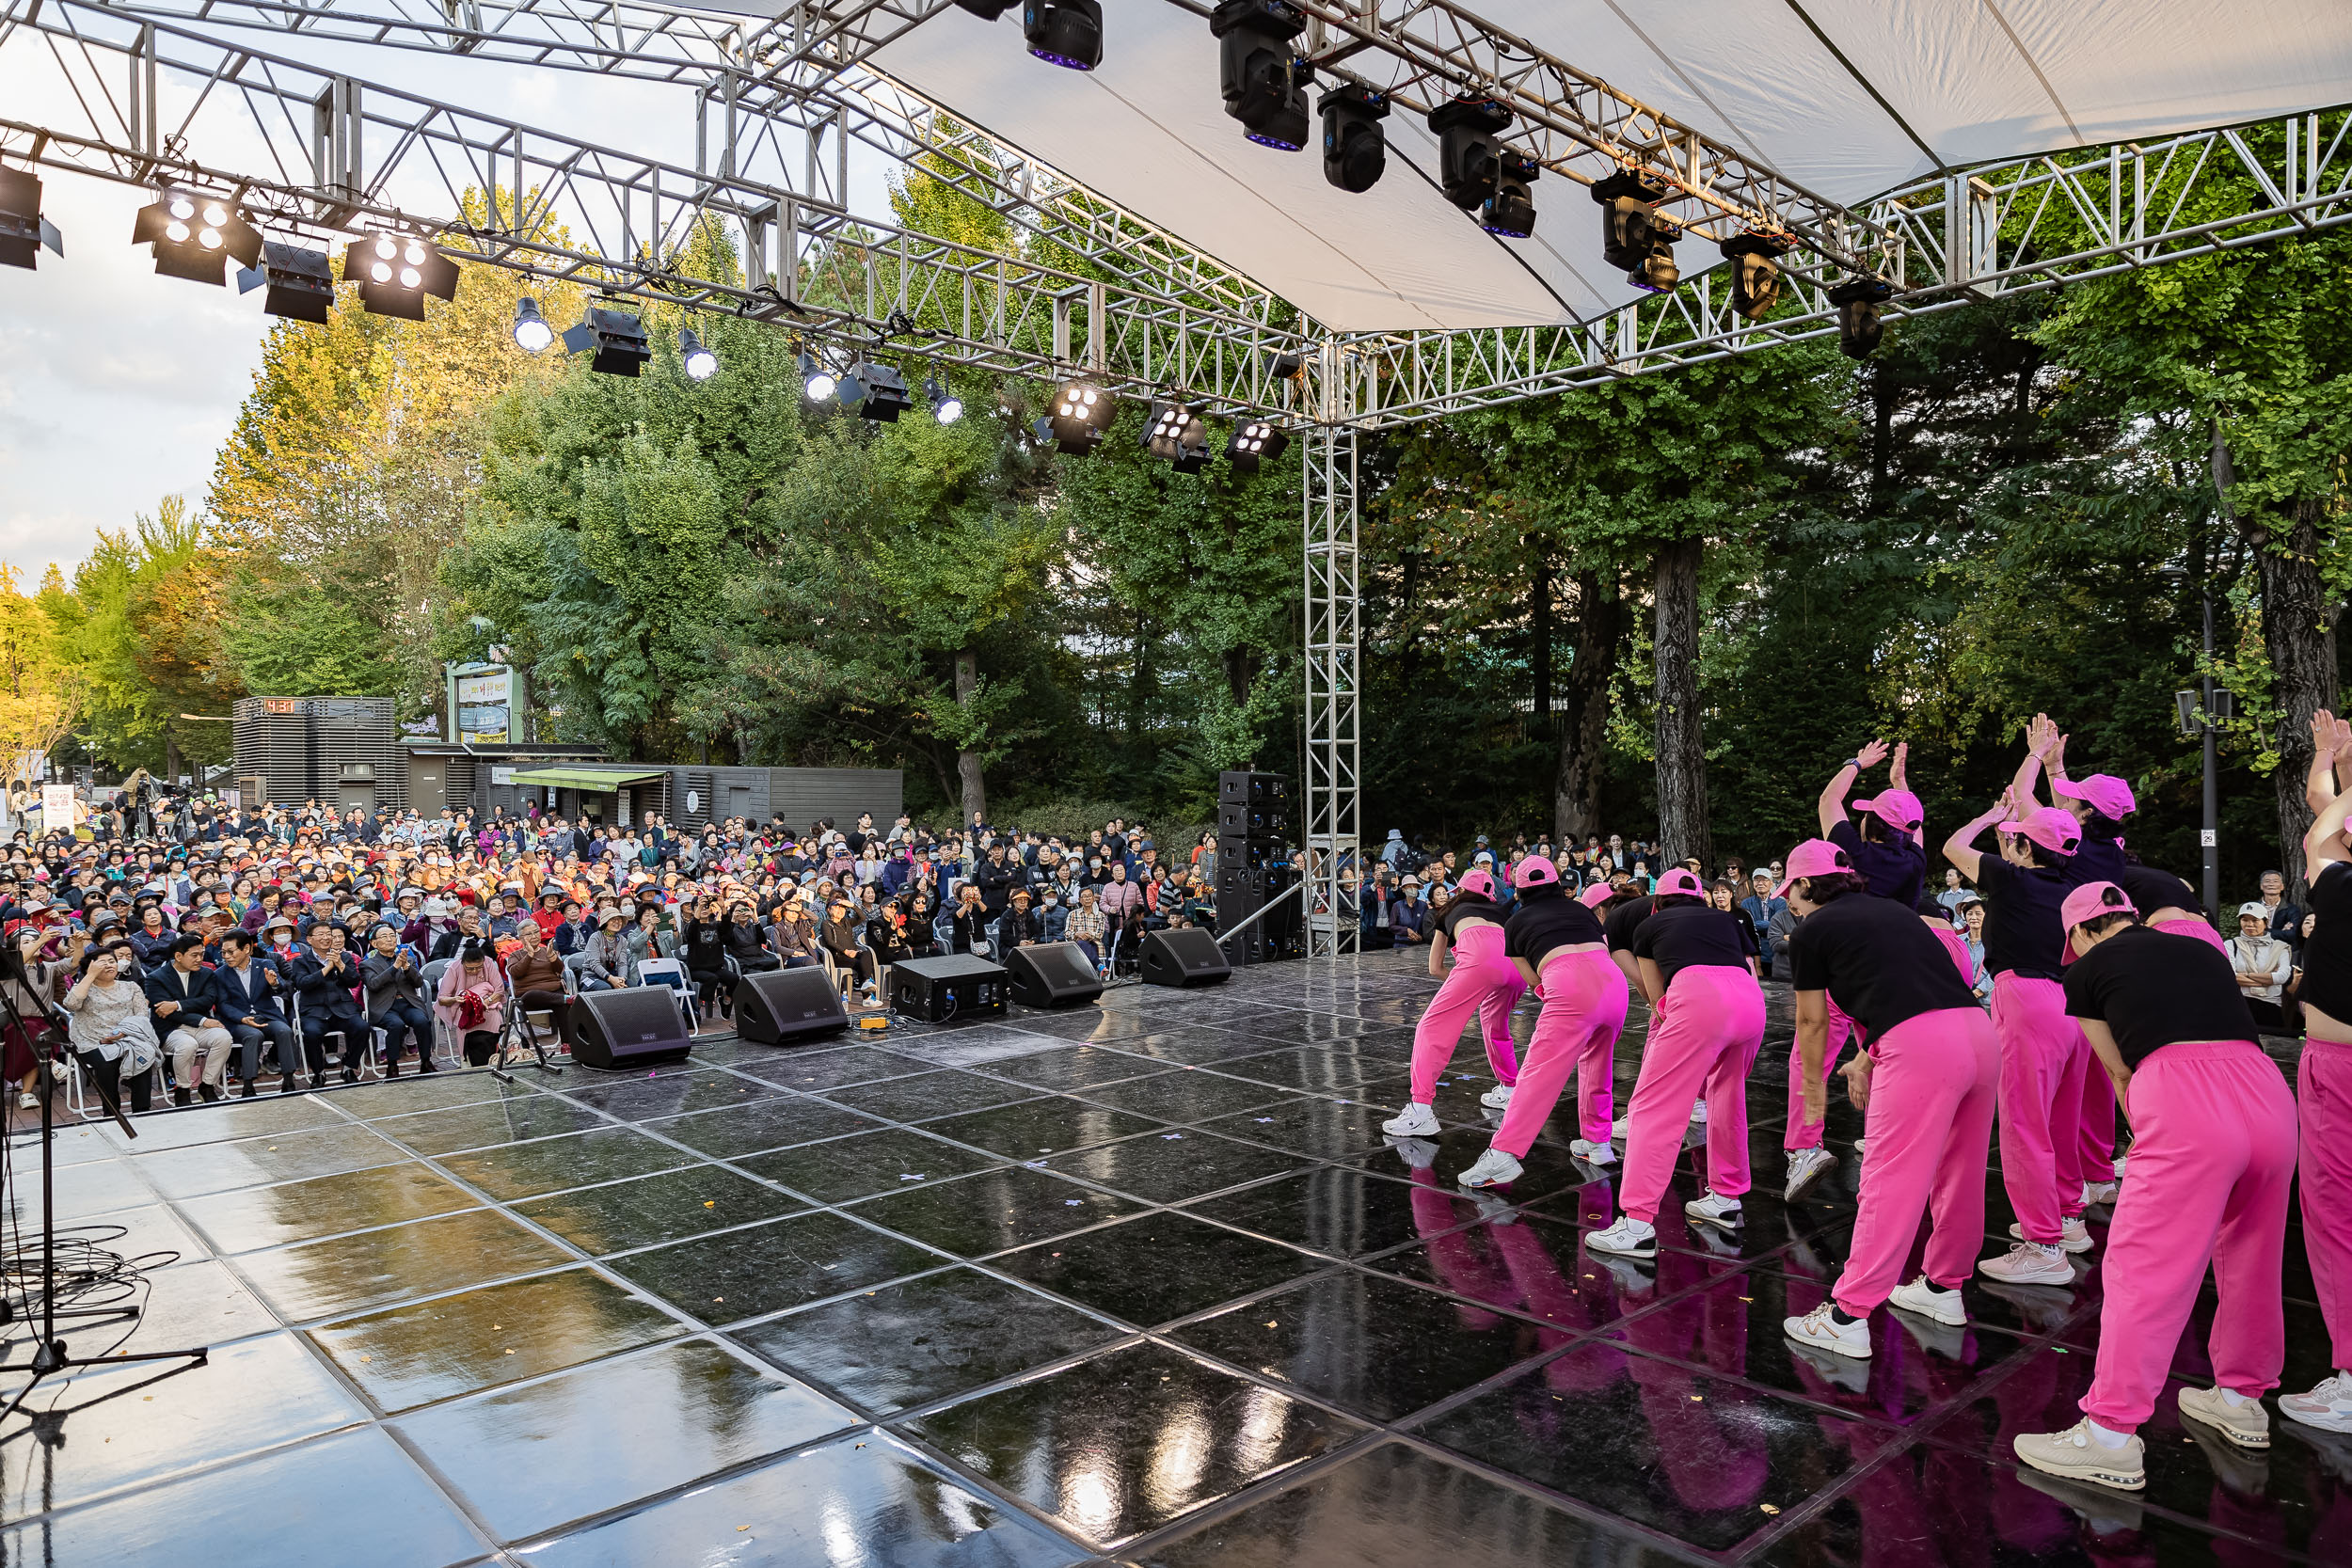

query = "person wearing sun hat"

[2008,879,2294,1493]
[1451,853,1629,1190]
[1577,865,1766,1255]
[1777,837,1998,1363]
[1381,865,1526,1143]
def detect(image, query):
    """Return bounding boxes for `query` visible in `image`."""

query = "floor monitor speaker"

[1004,942,1104,1009]
[735,966,850,1045]
[569,985,694,1069]
[890,953,1009,1022]
[1140,927,1232,988]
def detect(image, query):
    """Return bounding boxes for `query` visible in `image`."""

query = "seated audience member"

[435,936,509,1067]
[61,940,161,1115]
[146,932,231,1104]
[293,918,366,1085]
[360,924,437,1074]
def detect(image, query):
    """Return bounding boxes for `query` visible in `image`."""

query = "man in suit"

[214,928,294,1099]
[293,918,366,1085]
[146,933,233,1104]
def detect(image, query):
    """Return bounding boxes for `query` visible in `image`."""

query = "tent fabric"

[508,768,670,789]
[871,1,2352,333]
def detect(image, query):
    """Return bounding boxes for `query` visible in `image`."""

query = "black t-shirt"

[1786,892,1979,1039]
[2063,924,2258,1068]
[1973,855,2071,980]
[1630,904,1759,985]
[1441,895,1507,943]
[1502,892,1605,962]
[2299,861,2352,1025]
[1829,819,1927,911]
[2065,832,2127,891]
[2118,863,2198,919]
[1602,895,1655,953]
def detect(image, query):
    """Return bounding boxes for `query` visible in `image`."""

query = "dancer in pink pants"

[1775,838,1995,1360]
[2281,710,2352,1435]
[2013,881,2296,1492]
[1381,868,1522,1139]
[1787,739,1929,1202]
[1583,868,1766,1256]
[1454,859,1627,1190]
[1944,796,2096,1281]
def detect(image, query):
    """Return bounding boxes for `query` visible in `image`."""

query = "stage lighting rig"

[1428,99,1540,238]
[561,303,653,376]
[1043,376,1115,454]
[1144,399,1211,473]
[342,232,459,319]
[1226,418,1291,476]
[133,188,262,284]
[0,168,64,272]
[234,242,334,324]
[927,377,963,424]
[1025,0,1101,70]
[1214,0,1311,151]
[1828,275,1895,359]
[798,349,838,401]
[1627,216,1682,293]
[841,360,914,420]
[679,327,719,381]
[1593,170,1670,276]
[511,296,555,353]
[1721,234,1791,320]
[1319,85,1389,193]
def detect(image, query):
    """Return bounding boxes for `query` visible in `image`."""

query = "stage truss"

[4,0,2349,942]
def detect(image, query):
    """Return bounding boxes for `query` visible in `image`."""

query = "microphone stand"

[488,958,562,1085]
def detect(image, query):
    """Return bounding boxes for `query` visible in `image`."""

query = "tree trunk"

[1652,535,1710,869]
[2253,497,2339,890]
[954,649,988,829]
[163,721,181,786]
[1554,568,1621,843]
[1530,556,1552,721]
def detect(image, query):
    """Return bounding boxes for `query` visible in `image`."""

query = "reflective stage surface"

[1,953,2334,1566]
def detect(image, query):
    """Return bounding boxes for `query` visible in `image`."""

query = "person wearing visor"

[2010,880,2294,1492]
[1581,866,1765,1255]
[1947,793,2097,1281]
[1778,837,1996,1361]
[1787,741,1929,1201]
[1381,866,1524,1141]
[1453,863,1628,1190]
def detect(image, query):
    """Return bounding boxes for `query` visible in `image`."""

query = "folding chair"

[635,957,696,1033]
[420,958,455,1069]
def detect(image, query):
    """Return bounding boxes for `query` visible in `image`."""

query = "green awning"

[508,767,670,790]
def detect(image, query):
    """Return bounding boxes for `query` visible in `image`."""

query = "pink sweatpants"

[1407,924,1524,1102]
[1990,974,2091,1243]
[1830,1006,1998,1317]
[2152,915,2229,955]
[1785,995,1856,1152]
[2299,1036,2352,1371]
[1618,966,1766,1223]
[2080,1039,2296,1433]
[1489,949,1628,1156]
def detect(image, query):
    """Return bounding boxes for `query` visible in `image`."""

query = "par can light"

[133,187,262,284]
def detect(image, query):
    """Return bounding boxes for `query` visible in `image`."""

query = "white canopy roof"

[872,1,2352,332]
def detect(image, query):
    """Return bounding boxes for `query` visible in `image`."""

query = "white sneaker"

[1783,1301,1871,1359]
[2015,1421,2145,1492]
[1888,1274,1968,1326]
[1610,1116,1631,1140]
[2010,1216,2094,1255]
[1479,1084,1515,1110]
[1381,1101,1439,1137]
[14,1091,35,1110]
[1569,1137,1617,1165]
[1979,1242,2074,1286]
[2177,1386,2271,1449]
[1585,1215,1657,1258]
[1455,1148,1523,1189]
[2083,1180,2120,1205]
[1690,1098,1708,1125]
[1684,1190,1742,1228]
[1853,1135,1868,1156]
[2113,1150,2129,1180]
[1784,1146,1836,1201]
[2280,1371,2352,1433]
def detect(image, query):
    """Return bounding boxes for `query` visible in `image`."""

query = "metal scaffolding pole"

[1303,416,1359,959]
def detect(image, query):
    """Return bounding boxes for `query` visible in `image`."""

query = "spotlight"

[1319,84,1389,193]
[559,304,653,376]
[1593,169,1669,274]
[234,241,335,324]
[1143,399,1211,474]
[0,168,64,272]
[798,350,837,402]
[1213,0,1311,151]
[132,187,261,284]
[340,232,458,319]
[927,376,963,424]
[841,361,913,421]
[1045,376,1115,454]
[511,296,555,354]
[1720,234,1790,321]
[1267,350,1304,380]
[1828,275,1895,359]
[1226,418,1291,477]
[1024,0,1101,70]
[1427,99,1539,238]
[679,326,719,382]
[1627,215,1681,293]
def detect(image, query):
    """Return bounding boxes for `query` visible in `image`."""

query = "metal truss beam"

[1303,410,1359,958]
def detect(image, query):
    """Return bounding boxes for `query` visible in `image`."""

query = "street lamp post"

[2174,586,2232,920]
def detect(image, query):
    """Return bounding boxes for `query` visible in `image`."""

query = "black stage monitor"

[570,985,695,1069]
[735,967,851,1045]
[1140,927,1232,989]
[1004,942,1104,1009]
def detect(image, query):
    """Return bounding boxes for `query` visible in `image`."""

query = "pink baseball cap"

[1457,868,1496,899]
[2058,880,2137,963]
[1577,881,1614,909]
[1654,867,1705,897]
[2054,774,2136,819]
[1851,788,1924,833]
[1774,839,1853,899]
[1512,855,1560,890]
[1998,807,2082,855]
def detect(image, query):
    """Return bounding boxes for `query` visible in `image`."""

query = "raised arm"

[2009,714,2059,812]
[1817,739,1889,836]
[1943,791,2014,884]
[1889,740,1911,795]
[2305,726,2352,879]
[2309,709,2344,816]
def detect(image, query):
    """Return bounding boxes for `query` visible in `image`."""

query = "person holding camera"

[61,938,162,1114]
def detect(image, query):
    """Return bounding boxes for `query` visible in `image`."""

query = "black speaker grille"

[596,988,685,1044]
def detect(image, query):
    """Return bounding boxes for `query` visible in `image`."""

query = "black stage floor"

[0,952,2340,1566]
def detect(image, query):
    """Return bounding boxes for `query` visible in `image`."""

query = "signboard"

[490,767,516,785]
[40,784,76,832]
[220,787,242,811]
[456,668,512,744]
[264,698,300,715]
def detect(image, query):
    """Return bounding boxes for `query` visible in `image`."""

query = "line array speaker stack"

[1216,769,1301,965]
